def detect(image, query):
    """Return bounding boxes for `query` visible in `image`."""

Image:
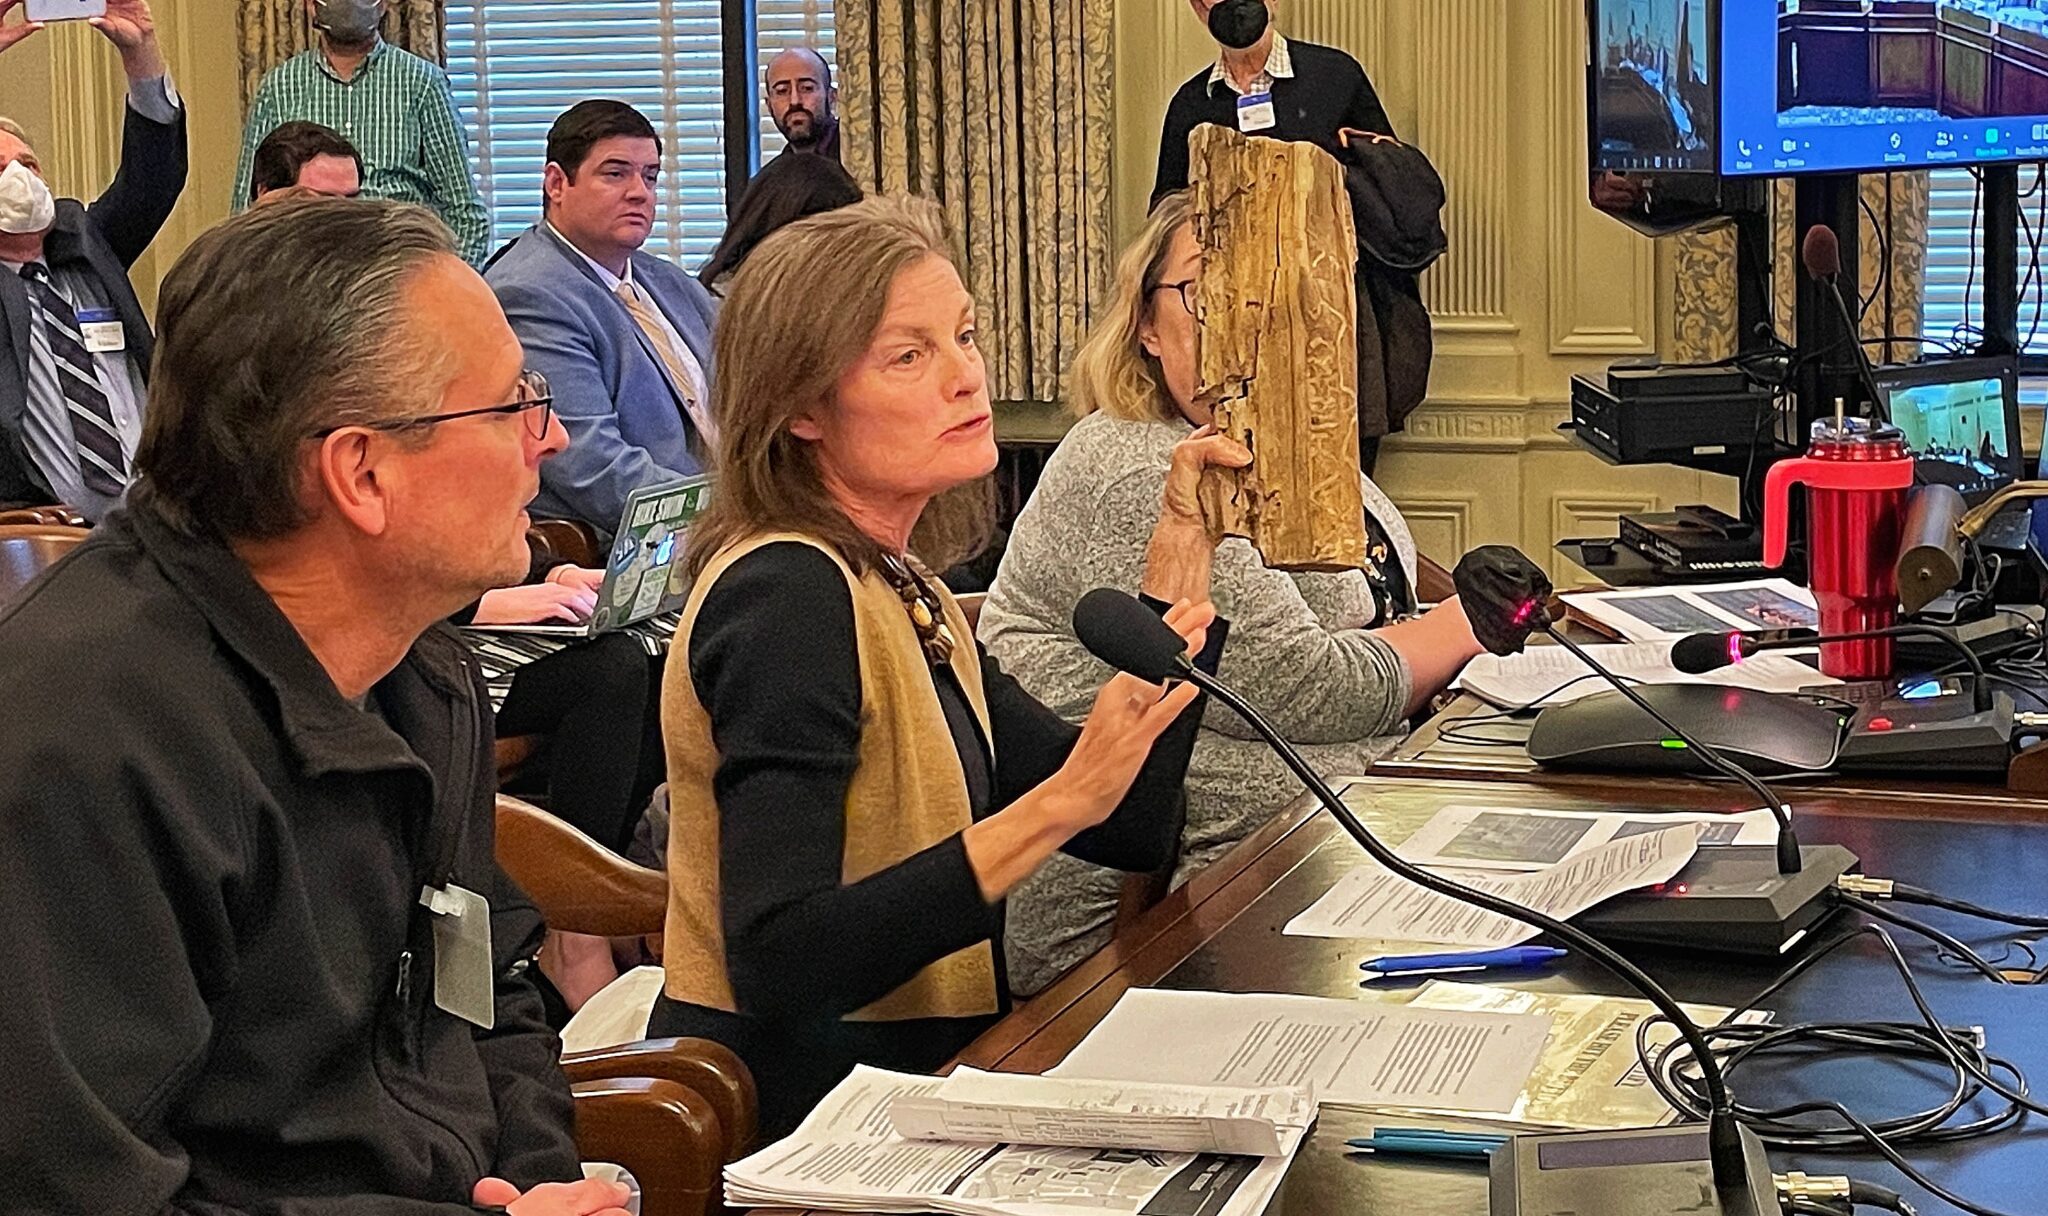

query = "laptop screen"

[1875,358,2021,505]
[594,476,711,631]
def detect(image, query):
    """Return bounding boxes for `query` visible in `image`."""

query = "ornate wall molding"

[1544,0,1656,355]
[1412,0,1511,323]
[1387,497,1477,559]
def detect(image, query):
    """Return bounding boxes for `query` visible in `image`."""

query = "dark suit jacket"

[0,101,188,508]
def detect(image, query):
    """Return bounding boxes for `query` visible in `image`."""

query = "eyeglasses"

[1151,278,1197,316]
[311,369,556,440]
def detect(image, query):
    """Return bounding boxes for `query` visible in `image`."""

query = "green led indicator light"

[1659,739,1688,750]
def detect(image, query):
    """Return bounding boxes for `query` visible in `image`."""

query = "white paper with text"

[1049,990,1552,1118]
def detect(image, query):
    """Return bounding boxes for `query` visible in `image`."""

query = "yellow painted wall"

[1116,0,1739,583]
[0,0,244,312]
[1,0,1732,581]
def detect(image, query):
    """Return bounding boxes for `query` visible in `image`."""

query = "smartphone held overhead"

[24,0,108,23]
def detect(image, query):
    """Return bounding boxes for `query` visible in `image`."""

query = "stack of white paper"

[890,1069,1316,1157]
[1456,641,1836,709]
[1048,990,1555,1117]
[1281,823,1700,944]
[724,1066,1295,1216]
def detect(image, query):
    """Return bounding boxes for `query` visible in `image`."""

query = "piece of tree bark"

[1189,125,1367,573]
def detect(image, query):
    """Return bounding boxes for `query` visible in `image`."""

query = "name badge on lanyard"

[1237,91,1278,133]
[420,883,497,1029]
[75,308,126,355]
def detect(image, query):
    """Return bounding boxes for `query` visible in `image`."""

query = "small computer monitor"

[1874,357,2021,503]
[1724,2,2048,177]
[1590,0,1719,174]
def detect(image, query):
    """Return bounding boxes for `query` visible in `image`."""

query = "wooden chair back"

[955,591,987,634]
[527,519,603,569]
[0,524,88,604]
[494,794,668,938]
[1416,553,1455,605]
[0,505,87,528]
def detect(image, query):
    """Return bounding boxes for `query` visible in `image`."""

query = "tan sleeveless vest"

[660,532,1000,1021]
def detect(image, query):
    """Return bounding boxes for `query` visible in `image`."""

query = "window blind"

[445,1,837,272]
[1921,166,2048,357]
[445,0,732,269]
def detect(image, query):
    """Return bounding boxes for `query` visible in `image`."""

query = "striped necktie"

[613,280,717,447]
[20,263,127,497]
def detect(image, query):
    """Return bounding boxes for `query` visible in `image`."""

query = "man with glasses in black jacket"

[0,196,630,1216]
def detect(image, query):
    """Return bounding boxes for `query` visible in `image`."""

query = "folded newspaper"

[724,1066,1298,1216]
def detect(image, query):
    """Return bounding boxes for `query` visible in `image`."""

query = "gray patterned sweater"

[980,411,1418,995]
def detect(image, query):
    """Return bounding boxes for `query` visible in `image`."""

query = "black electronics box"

[1618,505,1760,568]
[1570,367,1779,465]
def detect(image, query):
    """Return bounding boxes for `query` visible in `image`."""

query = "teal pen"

[1345,1130,1510,1161]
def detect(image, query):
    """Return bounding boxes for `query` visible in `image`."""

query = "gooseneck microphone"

[1452,548,1804,878]
[1801,225,1892,424]
[1072,586,1773,1212]
[1671,625,1995,713]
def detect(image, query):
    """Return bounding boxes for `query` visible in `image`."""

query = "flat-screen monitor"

[1591,0,1719,174]
[1723,1,2048,177]
[1873,356,2022,502]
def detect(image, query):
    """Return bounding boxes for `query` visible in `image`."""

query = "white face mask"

[0,160,55,236]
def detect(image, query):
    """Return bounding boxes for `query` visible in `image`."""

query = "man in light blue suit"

[486,100,718,536]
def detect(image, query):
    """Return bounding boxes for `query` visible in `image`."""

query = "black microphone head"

[1670,631,1743,675]
[1801,224,1841,280]
[1452,546,1555,656]
[1073,587,1188,683]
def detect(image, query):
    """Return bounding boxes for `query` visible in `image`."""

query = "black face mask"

[1208,0,1270,51]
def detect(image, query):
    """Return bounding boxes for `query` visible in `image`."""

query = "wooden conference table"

[948,774,2048,1216]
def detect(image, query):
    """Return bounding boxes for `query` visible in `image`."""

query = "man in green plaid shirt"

[233,0,488,265]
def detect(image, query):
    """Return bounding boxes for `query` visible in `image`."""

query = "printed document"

[724,1065,1293,1216]
[1358,980,1773,1133]
[1281,823,1699,945]
[890,1069,1315,1157]
[1394,803,1783,872]
[1560,579,1818,643]
[1456,640,1836,709]
[1048,990,1552,1118]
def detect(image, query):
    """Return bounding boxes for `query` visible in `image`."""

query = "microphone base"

[1575,844,1860,958]
[1490,1123,1777,1216]
[1830,687,2016,776]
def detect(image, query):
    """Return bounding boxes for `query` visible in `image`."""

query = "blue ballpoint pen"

[1359,945,1568,977]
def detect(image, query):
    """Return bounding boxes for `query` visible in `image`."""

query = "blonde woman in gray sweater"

[980,192,1485,995]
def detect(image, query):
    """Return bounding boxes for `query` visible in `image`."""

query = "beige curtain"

[1673,174,1929,366]
[238,1,448,114]
[837,0,1115,404]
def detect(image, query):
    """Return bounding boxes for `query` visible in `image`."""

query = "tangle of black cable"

[1636,924,2041,1216]
[1430,672,1627,748]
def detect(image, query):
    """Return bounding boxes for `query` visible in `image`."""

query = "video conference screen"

[1723,1,2048,176]
[1882,370,2016,500]
[1592,0,1717,172]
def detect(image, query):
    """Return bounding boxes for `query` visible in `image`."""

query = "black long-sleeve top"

[648,542,1227,1136]
[1153,39,1394,204]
